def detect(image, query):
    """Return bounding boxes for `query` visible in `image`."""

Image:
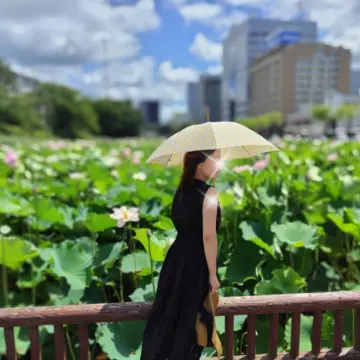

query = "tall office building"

[249,43,351,116]
[350,70,360,94]
[139,100,160,124]
[222,18,318,121]
[187,82,201,122]
[187,75,222,122]
[199,75,222,122]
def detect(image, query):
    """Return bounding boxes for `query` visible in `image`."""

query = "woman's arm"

[202,187,218,278]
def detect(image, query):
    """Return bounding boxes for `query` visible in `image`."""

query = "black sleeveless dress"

[140,178,222,360]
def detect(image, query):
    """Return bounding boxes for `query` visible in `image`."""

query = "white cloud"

[82,57,156,88]
[190,33,222,61]
[78,60,199,122]
[178,1,247,33]
[179,3,223,23]
[206,64,223,75]
[161,103,187,122]
[223,0,264,4]
[158,61,199,82]
[323,27,360,56]
[0,0,160,68]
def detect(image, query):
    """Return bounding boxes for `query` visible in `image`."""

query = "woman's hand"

[209,274,220,293]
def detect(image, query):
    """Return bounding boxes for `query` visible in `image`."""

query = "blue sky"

[124,0,264,72]
[138,1,225,74]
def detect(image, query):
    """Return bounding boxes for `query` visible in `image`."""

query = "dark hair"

[177,149,216,193]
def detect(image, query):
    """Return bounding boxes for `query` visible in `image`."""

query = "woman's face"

[201,149,223,180]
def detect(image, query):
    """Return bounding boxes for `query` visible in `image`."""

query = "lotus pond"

[0,137,360,359]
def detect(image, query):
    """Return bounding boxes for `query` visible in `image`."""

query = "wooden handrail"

[1,291,360,360]
[0,291,360,327]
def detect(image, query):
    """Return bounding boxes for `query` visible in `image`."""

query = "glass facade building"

[222,18,318,121]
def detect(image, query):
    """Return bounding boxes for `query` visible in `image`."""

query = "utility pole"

[102,35,110,98]
[296,0,303,12]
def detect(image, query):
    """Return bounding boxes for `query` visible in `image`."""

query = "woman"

[140,149,223,360]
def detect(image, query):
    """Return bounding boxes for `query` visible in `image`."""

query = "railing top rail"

[1,291,360,327]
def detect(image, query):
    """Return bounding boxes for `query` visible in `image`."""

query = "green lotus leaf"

[0,236,38,270]
[271,221,319,250]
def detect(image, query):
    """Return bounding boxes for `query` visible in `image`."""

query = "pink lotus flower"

[253,154,270,170]
[253,159,267,170]
[234,165,252,173]
[327,153,338,162]
[122,148,131,157]
[132,150,144,164]
[4,149,18,168]
[110,206,139,228]
[132,156,141,164]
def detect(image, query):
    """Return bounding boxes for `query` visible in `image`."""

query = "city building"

[187,75,222,122]
[1,70,39,94]
[199,74,221,122]
[139,100,160,124]
[15,73,39,93]
[187,82,201,122]
[350,70,360,94]
[249,43,351,116]
[222,17,318,121]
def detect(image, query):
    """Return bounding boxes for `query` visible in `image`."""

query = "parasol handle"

[205,107,210,122]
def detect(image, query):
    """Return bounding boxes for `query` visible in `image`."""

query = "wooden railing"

[1,291,360,359]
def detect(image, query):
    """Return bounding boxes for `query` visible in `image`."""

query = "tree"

[0,59,17,93]
[312,105,330,137]
[312,105,329,122]
[0,87,47,136]
[34,83,100,138]
[336,104,358,138]
[92,99,143,138]
[238,112,283,136]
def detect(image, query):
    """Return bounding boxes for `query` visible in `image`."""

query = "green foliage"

[0,60,144,139]
[158,116,198,136]
[1,137,360,358]
[0,59,17,91]
[312,104,330,122]
[92,99,143,137]
[237,112,284,134]
[335,103,359,120]
[0,90,45,136]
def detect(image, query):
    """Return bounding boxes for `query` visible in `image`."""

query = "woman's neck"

[193,171,208,182]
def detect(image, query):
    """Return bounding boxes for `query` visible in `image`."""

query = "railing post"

[268,313,279,358]
[247,314,256,360]
[4,327,17,360]
[354,308,360,351]
[78,323,89,360]
[290,312,300,359]
[333,310,344,354]
[29,325,42,360]
[54,324,66,360]
[311,311,322,356]
[225,315,234,360]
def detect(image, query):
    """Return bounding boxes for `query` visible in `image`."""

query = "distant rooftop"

[251,42,350,67]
